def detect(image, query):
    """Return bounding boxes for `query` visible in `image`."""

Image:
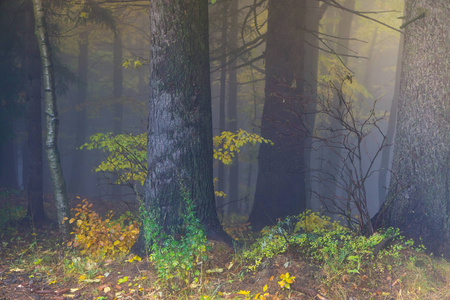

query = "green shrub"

[140,186,209,291]
[243,210,423,277]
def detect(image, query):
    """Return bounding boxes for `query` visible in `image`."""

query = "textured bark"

[25,0,45,222]
[383,0,450,257]
[227,0,239,213]
[133,0,229,254]
[248,0,307,230]
[70,30,89,193]
[32,0,70,237]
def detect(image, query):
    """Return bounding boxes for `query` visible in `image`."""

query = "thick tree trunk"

[132,0,230,255]
[25,0,45,223]
[383,0,449,257]
[32,0,70,237]
[248,0,307,230]
[70,30,89,194]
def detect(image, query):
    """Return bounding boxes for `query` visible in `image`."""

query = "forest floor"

[1,189,449,300]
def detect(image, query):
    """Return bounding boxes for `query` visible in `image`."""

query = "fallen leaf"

[10,268,25,272]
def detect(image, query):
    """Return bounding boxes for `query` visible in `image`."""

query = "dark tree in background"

[0,1,23,190]
[382,0,449,257]
[248,0,307,230]
[25,0,46,223]
[133,0,229,254]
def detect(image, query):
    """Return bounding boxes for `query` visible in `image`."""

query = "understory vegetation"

[0,189,449,299]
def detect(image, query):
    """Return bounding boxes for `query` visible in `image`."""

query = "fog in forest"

[1,0,404,224]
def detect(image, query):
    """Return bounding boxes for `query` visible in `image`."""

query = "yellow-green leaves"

[122,59,143,69]
[278,272,295,290]
[80,133,147,186]
[213,129,273,165]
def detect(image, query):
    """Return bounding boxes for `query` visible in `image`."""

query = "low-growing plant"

[243,210,424,281]
[63,199,139,259]
[0,204,26,229]
[140,185,209,292]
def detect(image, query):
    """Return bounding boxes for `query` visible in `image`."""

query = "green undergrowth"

[0,189,26,231]
[1,189,449,299]
[140,186,209,294]
[240,210,449,299]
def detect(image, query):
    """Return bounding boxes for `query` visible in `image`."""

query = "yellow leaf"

[76,219,83,227]
[69,218,76,224]
[238,290,250,295]
[263,284,267,292]
[133,255,141,261]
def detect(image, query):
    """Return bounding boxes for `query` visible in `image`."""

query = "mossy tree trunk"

[32,0,70,237]
[133,0,229,254]
[383,0,449,257]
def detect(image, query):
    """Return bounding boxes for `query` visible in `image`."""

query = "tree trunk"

[32,0,70,237]
[248,0,307,230]
[70,30,89,194]
[227,0,239,213]
[133,0,230,255]
[25,0,45,223]
[383,0,450,257]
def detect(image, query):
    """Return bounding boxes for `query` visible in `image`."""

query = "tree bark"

[32,0,70,237]
[248,0,307,230]
[25,0,45,223]
[133,0,230,255]
[383,0,450,257]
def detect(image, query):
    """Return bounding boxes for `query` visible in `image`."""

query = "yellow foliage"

[213,129,273,165]
[294,210,342,233]
[64,199,139,259]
